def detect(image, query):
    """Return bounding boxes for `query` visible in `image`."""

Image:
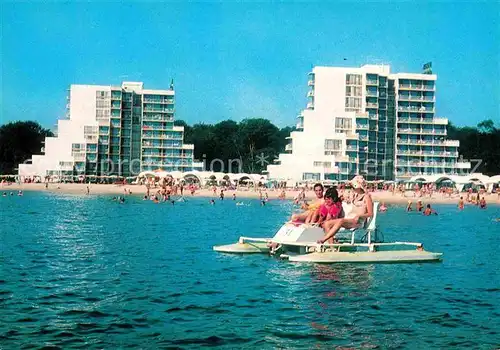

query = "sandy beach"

[3,182,499,205]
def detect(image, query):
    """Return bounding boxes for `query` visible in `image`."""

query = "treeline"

[0,119,499,175]
[0,121,54,174]
[447,119,500,176]
[174,119,294,173]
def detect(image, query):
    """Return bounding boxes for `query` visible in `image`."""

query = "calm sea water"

[1,191,499,349]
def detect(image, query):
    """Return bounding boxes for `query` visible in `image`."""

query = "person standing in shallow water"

[479,197,486,209]
[423,204,437,216]
[220,189,224,200]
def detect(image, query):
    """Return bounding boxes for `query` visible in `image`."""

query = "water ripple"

[1,192,499,348]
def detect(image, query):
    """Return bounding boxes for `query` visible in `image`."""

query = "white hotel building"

[266,64,470,182]
[19,82,203,178]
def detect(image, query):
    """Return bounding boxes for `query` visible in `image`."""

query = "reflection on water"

[1,192,499,349]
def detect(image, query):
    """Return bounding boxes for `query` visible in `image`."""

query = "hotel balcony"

[142,134,183,140]
[346,133,359,140]
[397,128,447,136]
[306,102,314,110]
[285,144,292,152]
[398,95,435,102]
[369,114,379,120]
[444,140,460,147]
[398,117,447,125]
[307,90,314,98]
[143,107,175,113]
[143,99,174,104]
[296,121,304,129]
[307,79,315,86]
[433,117,449,125]
[396,160,459,168]
[398,106,435,113]
[366,91,378,97]
[397,139,454,146]
[346,145,358,151]
[366,102,378,108]
[399,84,435,91]
[396,150,459,157]
[356,124,369,130]
[366,79,378,86]
[142,115,174,122]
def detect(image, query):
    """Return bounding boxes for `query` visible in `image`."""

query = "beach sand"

[3,182,499,205]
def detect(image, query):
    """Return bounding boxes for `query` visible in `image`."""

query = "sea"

[1,192,499,349]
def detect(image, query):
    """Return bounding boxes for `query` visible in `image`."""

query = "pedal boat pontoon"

[213,202,442,263]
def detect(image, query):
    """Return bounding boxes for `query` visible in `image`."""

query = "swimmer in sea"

[416,199,423,212]
[423,204,437,216]
[479,197,486,209]
[406,200,412,212]
[379,202,387,212]
[458,196,464,210]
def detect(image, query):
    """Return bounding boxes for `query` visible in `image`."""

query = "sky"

[1,1,499,130]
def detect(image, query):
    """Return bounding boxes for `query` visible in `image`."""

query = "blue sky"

[1,1,499,129]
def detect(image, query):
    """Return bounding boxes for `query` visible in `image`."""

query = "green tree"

[448,120,500,176]
[238,118,281,172]
[0,121,53,174]
[212,120,243,171]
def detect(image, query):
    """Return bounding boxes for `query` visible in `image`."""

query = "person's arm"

[317,212,327,226]
[356,194,373,220]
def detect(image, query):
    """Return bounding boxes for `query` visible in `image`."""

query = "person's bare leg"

[291,211,309,222]
[309,211,320,224]
[322,219,346,243]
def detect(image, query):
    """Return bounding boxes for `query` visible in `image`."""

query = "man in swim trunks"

[290,183,324,222]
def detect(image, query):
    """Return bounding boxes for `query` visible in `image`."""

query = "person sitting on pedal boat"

[291,183,324,223]
[318,175,373,244]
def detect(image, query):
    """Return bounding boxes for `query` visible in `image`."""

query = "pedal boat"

[213,202,442,263]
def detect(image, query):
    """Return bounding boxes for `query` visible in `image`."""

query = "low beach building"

[266,64,470,182]
[18,81,203,179]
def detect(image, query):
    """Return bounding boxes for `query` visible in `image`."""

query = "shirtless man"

[290,183,324,222]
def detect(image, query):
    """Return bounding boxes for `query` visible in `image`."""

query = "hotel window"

[335,118,353,133]
[97,99,110,108]
[96,109,110,120]
[313,161,332,168]
[346,74,362,85]
[96,91,110,99]
[84,126,98,135]
[302,173,320,181]
[345,97,361,112]
[324,139,342,156]
[345,86,362,97]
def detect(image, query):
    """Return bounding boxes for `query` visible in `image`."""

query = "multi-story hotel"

[19,81,203,178]
[266,64,470,182]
